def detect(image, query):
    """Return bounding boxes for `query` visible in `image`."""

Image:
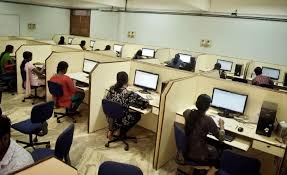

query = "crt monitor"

[68,37,73,45]
[83,59,98,73]
[134,70,159,91]
[90,40,96,48]
[142,48,155,58]
[262,67,280,80]
[179,53,192,63]
[217,59,233,71]
[211,88,248,117]
[114,44,123,53]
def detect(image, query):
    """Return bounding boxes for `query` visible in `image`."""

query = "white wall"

[0,2,70,39]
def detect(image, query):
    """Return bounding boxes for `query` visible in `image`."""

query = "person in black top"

[58,36,65,45]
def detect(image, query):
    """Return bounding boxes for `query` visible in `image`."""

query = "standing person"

[0,45,14,74]
[252,67,274,86]
[58,36,66,45]
[80,40,87,50]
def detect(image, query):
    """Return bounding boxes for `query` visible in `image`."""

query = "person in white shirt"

[0,114,34,175]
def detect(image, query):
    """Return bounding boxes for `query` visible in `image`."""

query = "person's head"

[0,115,11,157]
[80,40,86,47]
[196,94,212,113]
[254,67,262,76]
[105,45,111,51]
[60,36,65,41]
[114,71,129,92]
[214,63,221,70]
[173,54,180,63]
[57,61,69,74]
[5,45,14,53]
[136,50,142,56]
[23,51,32,62]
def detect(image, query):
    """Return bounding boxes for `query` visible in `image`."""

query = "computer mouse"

[238,127,244,132]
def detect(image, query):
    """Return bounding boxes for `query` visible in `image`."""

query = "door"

[70,10,90,37]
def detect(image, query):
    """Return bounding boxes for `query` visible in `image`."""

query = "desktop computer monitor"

[211,88,248,117]
[142,48,155,58]
[90,40,96,48]
[134,70,159,91]
[83,59,98,74]
[262,67,280,80]
[68,37,73,45]
[217,59,233,71]
[179,53,192,63]
[114,44,123,53]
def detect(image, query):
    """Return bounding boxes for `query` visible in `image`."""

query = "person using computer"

[58,36,65,45]
[133,50,143,59]
[252,67,274,87]
[105,71,149,140]
[50,61,85,114]
[167,54,184,69]
[207,63,226,79]
[80,40,87,51]
[0,45,14,74]
[183,94,225,175]
[0,113,34,174]
[104,45,111,51]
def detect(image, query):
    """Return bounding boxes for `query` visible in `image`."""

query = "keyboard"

[76,81,89,88]
[224,131,235,142]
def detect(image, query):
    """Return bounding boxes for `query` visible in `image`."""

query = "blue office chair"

[218,150,261,175]
[12,101,54,149]
[31,124,75,165]
[102,99,137,151]
[174,122,209,175]
[98,161,143,175]
[48,81,77,123]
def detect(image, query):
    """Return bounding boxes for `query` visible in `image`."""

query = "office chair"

[31,124,75,165]
[102,99,137,151]
[48,81,77,123]
[174,122,209,175]
[11,101,54,149]
[218,150,261,175]
[98,161,143,175]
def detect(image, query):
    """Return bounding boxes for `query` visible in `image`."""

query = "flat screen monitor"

[179,53,192,63]
[113,44,123,53]
[83,59,98,74]
[262,67,280,80]
[211,88,248,114]
[90,40,96,48]
[142,48,155,58]
[134,70,159,91]
[68,37,73,45]
[217,59,233,71]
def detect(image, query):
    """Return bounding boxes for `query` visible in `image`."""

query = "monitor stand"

[218,110,234,118]
[139,88,151,94]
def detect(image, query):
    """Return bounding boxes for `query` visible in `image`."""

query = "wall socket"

[128,31,136,38]
[200,39,212,48]
[28,23,36,30]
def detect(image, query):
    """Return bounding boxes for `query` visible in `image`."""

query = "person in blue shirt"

[167,54,183,69]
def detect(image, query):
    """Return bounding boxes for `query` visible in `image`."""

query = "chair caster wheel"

[57,119,61,123]
[22,99,25,102]
[105,143,109,148]
[54,114,58,118]
[134,139,138,143]
[33,138,38,143]
[73,120,77,123]
[124,145,129,151]
[32,102,35,105]
[46,144,51,148]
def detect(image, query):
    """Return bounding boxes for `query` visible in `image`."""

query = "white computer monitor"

[68,37,73,45]
[90,40,96,48]
[114,44,123,53]
[217,59,233,71]
[179,53,192,63]
[134,70,159,91]
[211,88,248,114]
[83,59,98,73]
[142,48,155,58]
[262,67,280,80]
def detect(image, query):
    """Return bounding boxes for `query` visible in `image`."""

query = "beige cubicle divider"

[138,59,161,65]
[247,61,287,83]
[153,75,287,169]
[155,48,170,63]
[93,39,112,51]
[0,36,12,40]
[91,50,119,58]
[121,44,160,59]
[38,40,56,45]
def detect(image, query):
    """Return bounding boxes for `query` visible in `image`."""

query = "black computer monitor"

[142,48,155,58]
[211,88,248,118]
[262,67,280,80]
[178,53,192,63]
[133,70,159,92]
[113,44,123,53]
[217,59,233,72]
[90,40,96,48]
[68,37,73,45]
[83,59,98,74]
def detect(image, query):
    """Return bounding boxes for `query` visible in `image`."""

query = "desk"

[13,157,78,175]
[246,77,287,91]
[67,72,90,103]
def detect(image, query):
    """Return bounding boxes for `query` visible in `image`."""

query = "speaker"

[234,64,243,76]
[256,101,277,137]
[284,73,287,86]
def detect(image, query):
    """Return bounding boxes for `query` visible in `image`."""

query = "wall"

[0,2,70,39]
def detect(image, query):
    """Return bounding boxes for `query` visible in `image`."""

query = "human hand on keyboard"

[219,119,225,130]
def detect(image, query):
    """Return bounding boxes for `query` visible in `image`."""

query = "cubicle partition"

[153,75,287,170]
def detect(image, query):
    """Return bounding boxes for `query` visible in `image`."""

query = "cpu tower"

[256,101,277,137]
[234,64,243,76]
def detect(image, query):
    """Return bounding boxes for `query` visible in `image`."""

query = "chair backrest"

[48,81,64,97]
[31,101,54,123]
[174,122,188,156]
[102,99,125,119]
[98,161,143,175]
[54,124,75,161]
[220,150,261,175]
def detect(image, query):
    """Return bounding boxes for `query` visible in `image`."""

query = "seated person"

[0,45,14,74]
[104,45,111,51]
[105,71,149,140]
[167,54,183,69]
[50,61,85,114]
[20,51,46,96]
[0,113,34,174]
[80,40,87,50]
[183,94,225,175]
[58,36,66,45]
[252,67,274,86]
[207,63,226,79]
[133,50,143,59]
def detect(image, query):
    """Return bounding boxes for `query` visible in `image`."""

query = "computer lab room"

[0,0,287,175]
